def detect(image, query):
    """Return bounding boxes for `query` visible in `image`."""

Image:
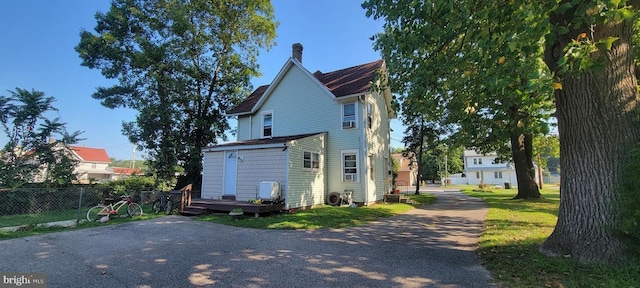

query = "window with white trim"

[367,102,373,129]
[369,155,375,180]
[473,158,477,165]
[476,172,480,179]
[494,171,503,179]
[342,102,356,129]
[262,111,272,138]
[303,151,320,170]
[342,151,358,182]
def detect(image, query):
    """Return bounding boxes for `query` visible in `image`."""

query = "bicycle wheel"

[87,205,108,222]
[127,203,143,217]
[164,201,173,215]
[153,199,162,213]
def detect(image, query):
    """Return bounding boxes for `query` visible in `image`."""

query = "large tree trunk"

[511,133,541,199]
[540,3,640,263]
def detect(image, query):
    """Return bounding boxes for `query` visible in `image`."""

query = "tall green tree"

[539,0,640,263]
[363,0,640,264]
[363,0,555,200]
[76,0,277,186]
[0,88,82,187]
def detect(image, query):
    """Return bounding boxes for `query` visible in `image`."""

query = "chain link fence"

[0,186,159,229]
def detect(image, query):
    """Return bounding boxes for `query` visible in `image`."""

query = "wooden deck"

[181,198,285,217]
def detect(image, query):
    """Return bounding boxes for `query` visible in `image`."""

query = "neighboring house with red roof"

[68,146,113,183]
[111,167,145,180]
[201,43,396,209]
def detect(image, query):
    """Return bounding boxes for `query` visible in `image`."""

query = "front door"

[224,151,238,195]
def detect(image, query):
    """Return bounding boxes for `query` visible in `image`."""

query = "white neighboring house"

[447,150,539,187]
[69,146,114,183]
[201,43,396,209]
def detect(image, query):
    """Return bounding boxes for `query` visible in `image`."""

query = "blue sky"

[0,0,404,160]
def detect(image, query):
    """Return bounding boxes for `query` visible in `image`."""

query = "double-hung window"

[342,102,356,129]
[494,171,503,179]
[343,150,358,181]
[262,111,273,138]
[303,151,320,170]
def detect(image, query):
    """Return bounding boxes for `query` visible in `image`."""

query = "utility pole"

[131,144,137,169]
[444,146,448,187]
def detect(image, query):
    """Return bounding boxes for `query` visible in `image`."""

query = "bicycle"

[152,191,174,215]
[86,195,144,222]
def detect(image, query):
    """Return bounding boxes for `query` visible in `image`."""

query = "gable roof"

[229,59,386,115]
[69,146,111,163]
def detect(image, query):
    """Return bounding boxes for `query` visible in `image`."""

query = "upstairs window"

[367,102,373,129]
[262,111,273,138]
[342,102,356,129]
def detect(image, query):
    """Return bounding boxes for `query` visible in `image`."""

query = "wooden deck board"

[184,199,284,215]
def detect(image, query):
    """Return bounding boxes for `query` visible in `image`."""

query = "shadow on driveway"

[0,190,494,287]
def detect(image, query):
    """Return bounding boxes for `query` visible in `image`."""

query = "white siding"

[235,148,288,201]
[237,115,251,141]
[364,91,392,204]
[287,133,326,208]
[231,63,394,204]
[201,151,224,199]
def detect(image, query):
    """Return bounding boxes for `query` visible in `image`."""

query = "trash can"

[504,182,511,189]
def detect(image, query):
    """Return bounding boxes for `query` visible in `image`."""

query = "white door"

[224,151,238,195]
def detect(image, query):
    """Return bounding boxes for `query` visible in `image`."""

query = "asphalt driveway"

[0,189,494,288]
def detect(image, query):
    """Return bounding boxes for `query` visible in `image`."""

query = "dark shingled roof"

[206,132,325,149]
[229,59,385,115]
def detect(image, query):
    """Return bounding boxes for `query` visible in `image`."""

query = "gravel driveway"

[0,189,494,288]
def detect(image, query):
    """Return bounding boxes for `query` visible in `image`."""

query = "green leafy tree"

[0,88,82,187]
[76,0,277,186]
[363,0,555,200]
[363,0,640,264]
[539,1,640,264]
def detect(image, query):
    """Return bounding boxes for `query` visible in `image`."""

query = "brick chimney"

[292,43,303,63]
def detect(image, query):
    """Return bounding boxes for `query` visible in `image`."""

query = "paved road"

[0,189,494,288]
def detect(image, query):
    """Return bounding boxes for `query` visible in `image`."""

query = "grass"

[0,203,160,240]
[462,185,640,288]
[196,193,436,229]
[0,209,80,228]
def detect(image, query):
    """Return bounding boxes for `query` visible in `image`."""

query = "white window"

[476,172,480,179]
[478,158,483,165]
[494,171,503,179]
[262,111,273,138]
[342,150,358,181]
[473,158,477,165]
[369,155,375,180]
[342,102,356,129]
[303,151,320,170]
[367,102,373,129]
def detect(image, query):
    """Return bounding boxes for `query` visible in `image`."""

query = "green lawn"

[196,194,436,229]
[0,203,159,240]
[0,209,80,228]
[463,186,640,288]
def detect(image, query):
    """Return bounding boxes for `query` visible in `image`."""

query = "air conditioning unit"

[344,174,356,181]
[259,181,281,201]
[343,121,355,128]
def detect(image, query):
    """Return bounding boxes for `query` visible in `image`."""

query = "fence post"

[76,187,84,224]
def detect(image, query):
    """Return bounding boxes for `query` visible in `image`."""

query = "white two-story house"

[200,43,396,209]
[448,150,539,187]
